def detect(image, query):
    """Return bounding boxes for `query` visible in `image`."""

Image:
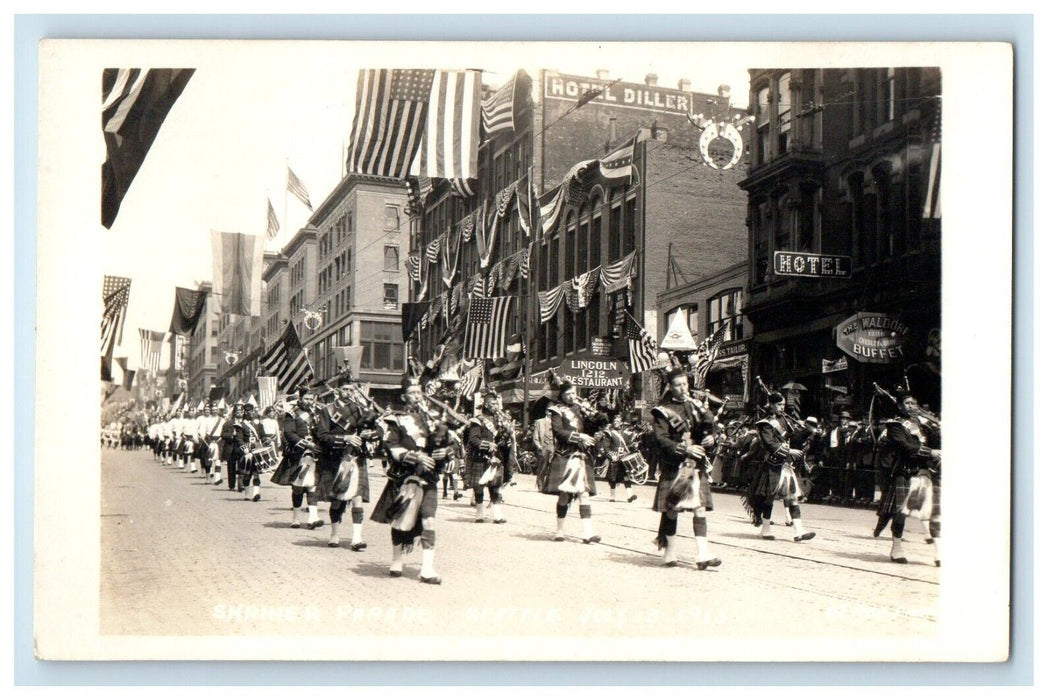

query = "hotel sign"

[545,73,693,115]
[773,251,852,279]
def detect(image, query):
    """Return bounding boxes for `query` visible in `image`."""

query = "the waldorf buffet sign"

[557,355,628,388]
[773,251,852,279]
[836,312,910,364]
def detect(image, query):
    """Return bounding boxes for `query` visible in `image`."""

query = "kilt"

[317,454,371,503]
[746,463,802,502]
[652,467,714,513]
[879,470,940,519]
[539,451,597,496]
[370,477,438,525]
[270,451,316,489]
[466,455,503,489]
[605,457,628,484]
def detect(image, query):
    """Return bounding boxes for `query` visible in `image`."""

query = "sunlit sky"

[100,42,756,368]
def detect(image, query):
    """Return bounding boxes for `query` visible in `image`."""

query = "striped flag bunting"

[139,328,166,373]
[599,250,637,291]
[347,69,432,179]
[259,322,315,394]
[458,213,476,242]
[599,136,636,184]
[258,376,278,409]
[425,237,443,263]
[414,69,482,180]
[286,167,313,210]
[537,283,565,324]
[494,180,518,219]
[101,68,195,229]
[211,230,265,316]
[516,179,533,238]
[266,198,280,240]
[101,276,131,369]
[487,266,499,295]
[481,72,517,135]
[405,254,422,283]
[695,319,731,385]
[441,231,461,287]
[463,295,515,360]
[518,245,532,279]
[538,186,565,237]
[459,363,483,399]
[475,200,496,267]
[469,274,485,298]
[450,178,476,198]
[923,141,941,220]
[626,315,659,374]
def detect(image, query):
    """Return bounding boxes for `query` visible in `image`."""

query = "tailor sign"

[557,355,628,388]
[545,73,693,115]
[773,251,852,279]
[836,312,910,364]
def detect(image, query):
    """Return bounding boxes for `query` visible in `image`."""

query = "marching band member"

[316,378,380,550]
[464,388,510,525]
[179,408,199,472]
[271,389,324,529]
[745,393,816,543]
[371,375,444,584]
[539,380,606,544]
[650,368,721,570]
[164,411,181,466]
[221,402,243,490]
[200,403,226,484]
[237,403,265,502]
[874,390,941,566]
[598,413,638,504]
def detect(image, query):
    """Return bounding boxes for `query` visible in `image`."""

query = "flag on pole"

[481,70,525,135]
[139,329,165,373]
[101,68,195,229]
[258,376,278,409]
[626,316,658,374]
[169,287,208,335]
[286,167,313,210]
[413,69,482,180]
[211,230,265,316]
[260,322,315,394]
[266,198,280,240]
[463,296,515,360]
[101,276,131,380]
[599,136,636,184]
[347,69,434,179]
[459,363,483,400]
[695,319,731,385]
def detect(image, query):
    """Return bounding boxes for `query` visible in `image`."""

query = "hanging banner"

[835,312,910,364]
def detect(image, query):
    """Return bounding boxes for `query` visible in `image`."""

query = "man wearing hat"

[316,378,380,548]
[236,403,265,501]
[538,379,606,544]
[221,402,245,491]
[464,387,511,524]
[650,368,722,570]
[271,387,324,528]
[744,392,816,542]
[371,375,445,584]
[197,403,224,483]
[873,389,941,566]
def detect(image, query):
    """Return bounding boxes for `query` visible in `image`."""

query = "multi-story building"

[739,67,942,417]
[411,69,751,410]
[185,281,221,401]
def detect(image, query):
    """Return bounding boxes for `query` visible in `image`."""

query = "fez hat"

[558,379,576,395]
[768,392,785,404]
[482,386,499,399]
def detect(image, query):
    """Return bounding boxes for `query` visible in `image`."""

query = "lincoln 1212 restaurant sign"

[835,312,910,364]
[773,251,852,279]
[557,355,628,388]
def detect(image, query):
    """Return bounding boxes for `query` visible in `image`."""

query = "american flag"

[695,319,730,385]
[538,185,565,237]
[481,72,517,135]
[599,136,636,184]
[259,322,315,394]
[516,179,533,238]
[414,69,482,180]
[626,315,658,374]
[923,141,941,220]
[286,167,313,211]
[266,198,280,240]
[139,328,165,373]
[537,283,565,324]
[101,276,131,357]
[258,376,278,409]
[463,296,514,360]
[348,69,433,179]
[450,178,475,198]
[405,254,422,283]
[459,363,483,400]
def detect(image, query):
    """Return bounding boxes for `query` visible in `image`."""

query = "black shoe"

[389,570,403,578]
[553,535,565,542]
[350,541,367,552]
[661,560,678,568]
[924,537,934,544]
[785,521,793,527]
[891,556,909,564]
[474,518,486,523]
[761,535,776,541]
[935,560,941,567]
[584,535,602,544]
[290,522,301,529]
[453,493,462,500]
[627,494,637,503]
[493,519,507,524]
[327,540,340,548]
[252,494,261,502]
[696,558,722,571]
[419,574,442,585]
[794,532,816,542]
[308,520,325,530]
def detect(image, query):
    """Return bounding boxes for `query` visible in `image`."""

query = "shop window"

[708,289,743,342]
[361,321,403,371]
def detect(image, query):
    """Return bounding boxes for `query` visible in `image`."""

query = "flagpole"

[284,159,289,241]
[520,166,533,431]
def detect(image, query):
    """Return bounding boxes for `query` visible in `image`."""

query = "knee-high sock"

[891,536,907,560]
[475,501,486,520]
[420,529,437,577]
[580,504,594,538]
[693,516,711,561]
[761,519,772,537]
[351,507,365,543]
[656,513,677,550]
[329,521,340,542]
[556,502,569,534]
[250,484,260,499]
[792,518,806,537]
[390,530,405,571]
[492,502,505,521]
[308,504,319,523]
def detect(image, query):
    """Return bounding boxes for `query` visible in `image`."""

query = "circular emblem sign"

[699,121,744,170]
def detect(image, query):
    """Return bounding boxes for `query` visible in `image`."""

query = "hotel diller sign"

[773,251,853,279]
[545,73,692,114]
[836,312,910,364]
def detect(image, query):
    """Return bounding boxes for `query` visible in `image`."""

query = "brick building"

[185,281,221,401]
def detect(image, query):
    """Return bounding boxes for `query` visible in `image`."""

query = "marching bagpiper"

[874,388,941,566]
[538,380,607,544]
[236,403,266,502]
[198,403,226,484]
[178,408,199,473]
[316,377,381,550]
[221,402,243,490]
[271,388,324,529]
[371,375,446,584]
[744,392,816,543]
[597,413,638,504]
[650,368,722,570]
[464,388,512,525]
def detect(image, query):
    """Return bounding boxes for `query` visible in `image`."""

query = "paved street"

[101,447,939,640]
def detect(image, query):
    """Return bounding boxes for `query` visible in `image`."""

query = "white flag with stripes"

[258,376,278,409]
[259,322,314,394]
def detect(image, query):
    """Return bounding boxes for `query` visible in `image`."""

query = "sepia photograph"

[32,38,1013,663]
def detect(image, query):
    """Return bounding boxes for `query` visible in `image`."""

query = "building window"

[777,72,792,154]
[383,283,398,310]
[708,289,743,342]
[880,68,896,123]
[361,321,404,371]
[756,85,770,163]
[384,205,400,231]
[384,245,399,272]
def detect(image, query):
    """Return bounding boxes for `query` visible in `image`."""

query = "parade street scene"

[92,46,944,652]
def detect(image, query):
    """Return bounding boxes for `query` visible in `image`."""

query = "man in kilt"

[464,388,511,525]
[197,403,225,483]
[650,368,722,570]
[598,413,638,504]
[874,389,941,566]
[221,402,243,490]
[236,403,266,502]
[371,375,446,584]
[538,380,606,544]
[271,389,324,529]
[744,392,816,543]
[316,378,381,549]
